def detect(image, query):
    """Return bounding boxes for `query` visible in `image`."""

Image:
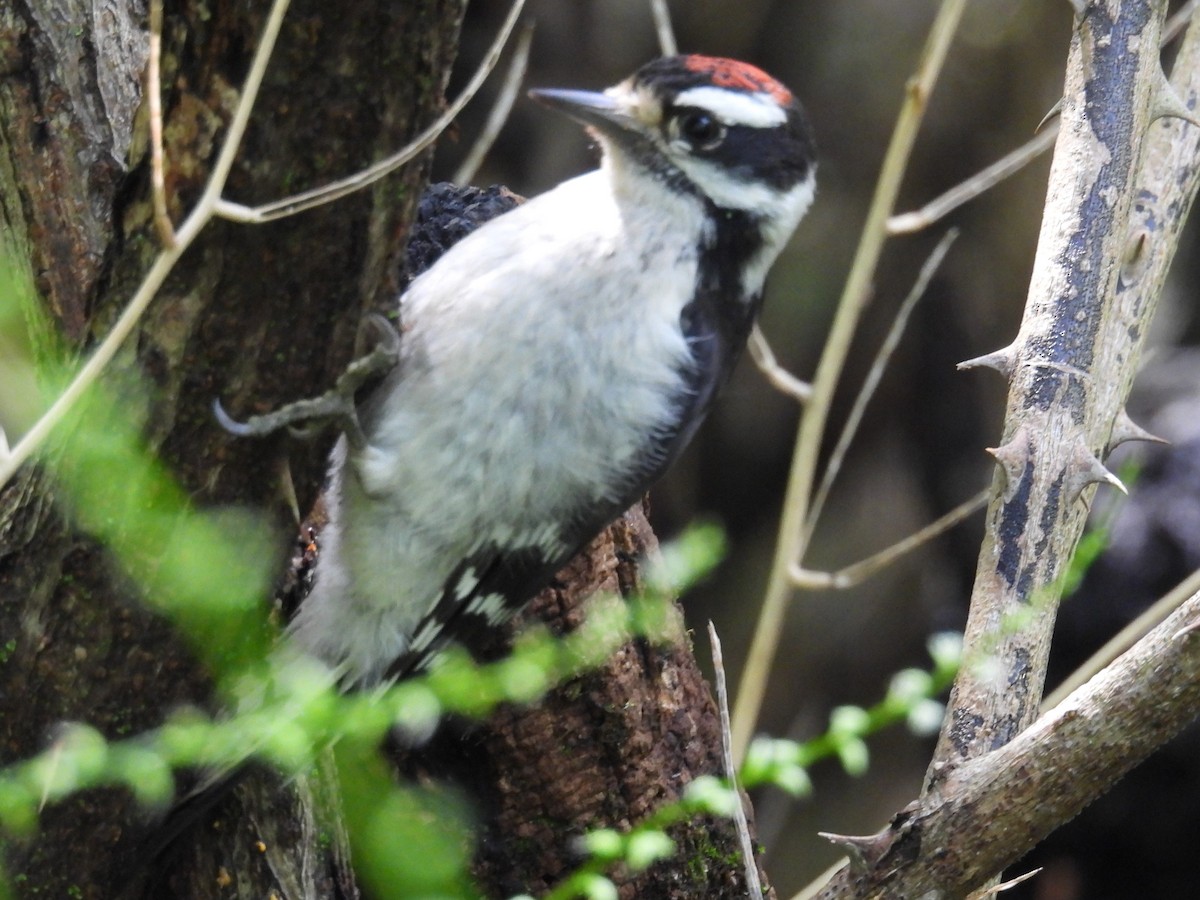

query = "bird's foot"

[214,314,401,448]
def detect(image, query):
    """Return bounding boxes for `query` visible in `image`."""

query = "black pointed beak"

[528,88,643,143]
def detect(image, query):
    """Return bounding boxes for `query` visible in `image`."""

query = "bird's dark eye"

[675,111,726,149]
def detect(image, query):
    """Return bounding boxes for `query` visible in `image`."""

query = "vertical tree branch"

[928,0,1171,772]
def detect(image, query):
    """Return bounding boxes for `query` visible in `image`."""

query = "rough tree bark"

[1,1,466,895]
[0,3,762,898]
[815,2,1200,896]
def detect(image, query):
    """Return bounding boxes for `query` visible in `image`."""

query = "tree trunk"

[1,0,463,896]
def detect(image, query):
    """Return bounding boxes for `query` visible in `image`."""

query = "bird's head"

[530,54,816,235]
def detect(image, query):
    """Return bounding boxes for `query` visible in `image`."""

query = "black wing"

[385,542,576,679]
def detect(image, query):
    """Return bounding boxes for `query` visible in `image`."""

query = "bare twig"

[214,0,526,224]
[887,128,1057,234]
[708,623,762,900]
[791,488,988,590]
[803,229,959,539]
[649,0,678,56]
[0,0,294,489]
[732,0,969,762]
[147,0,175,248]
[887,0,1200,235]
[1042,567,1200,711]
[748,325,812,402]
[454,22,535,186]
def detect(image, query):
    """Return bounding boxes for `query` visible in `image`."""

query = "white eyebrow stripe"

[673,86,787,127]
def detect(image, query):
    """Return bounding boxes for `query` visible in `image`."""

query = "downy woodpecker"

[288,55,817,685]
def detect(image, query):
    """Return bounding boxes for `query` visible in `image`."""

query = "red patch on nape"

[683,55,793,106]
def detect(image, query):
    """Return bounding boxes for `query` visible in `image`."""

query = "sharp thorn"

[1172,619,1200,641]
[958,345,1016,378]
[1109,408,1168,449]
[817,831,885,872]
[986,425,1033,500]
[1151,74,1200,128]
[1036,98,1063,134]
[1067,440,1126,503]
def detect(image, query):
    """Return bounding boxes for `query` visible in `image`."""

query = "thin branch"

[708,623,762,900]
[147,0,175,248]
[731,0,969,762]
[215,0,526,224]
[887,128,1057,234]
[886,0,1200,235]
[747,324,812,402]
[790,488,988,590]
[1042,566,1200,711]
[649,0,678,56]
[0,0,293,490]
[453,22,535,186]
[803,229,959,539]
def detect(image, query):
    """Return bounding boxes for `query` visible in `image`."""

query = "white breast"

[289,168,710,683]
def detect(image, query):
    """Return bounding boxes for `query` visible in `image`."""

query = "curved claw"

[213,398,258,437]
[212,316,400,446]
[363,312,402,356]
[286,420,329,442]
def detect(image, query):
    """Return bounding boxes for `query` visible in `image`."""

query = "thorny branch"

[927,0,1179,772]
[816,581,1200,898]
[809,2,1200,896]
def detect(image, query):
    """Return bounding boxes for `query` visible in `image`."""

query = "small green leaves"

[645,522,726,595]
[683,775,740,816]
[0,780,37,836]
[742,738,812,796]
[928,631,964,675]
[625,831,676,871]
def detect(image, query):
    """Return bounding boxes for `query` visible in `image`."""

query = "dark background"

[437,2,1200,897]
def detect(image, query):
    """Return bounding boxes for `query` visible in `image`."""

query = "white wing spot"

[476,526,564,558]
[453,567,480,601]
[409,619,440,653]
[523,524,563,556]
[466,592,513,625]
